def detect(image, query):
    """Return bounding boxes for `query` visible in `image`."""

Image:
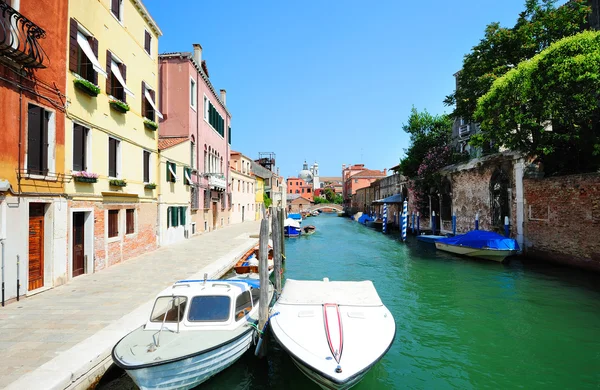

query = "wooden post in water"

[279,206,285,260]
[258,208,270,331]
[272,207,282,294]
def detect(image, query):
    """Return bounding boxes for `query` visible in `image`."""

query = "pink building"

[342,164,387,209]
[159,44,231,232]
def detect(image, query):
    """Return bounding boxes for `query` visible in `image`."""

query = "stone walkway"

[0,221,261,389]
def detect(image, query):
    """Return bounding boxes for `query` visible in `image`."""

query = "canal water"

[100,212,600,389]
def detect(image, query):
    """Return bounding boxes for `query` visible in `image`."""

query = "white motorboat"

[112,277,273,390]
[270,278,395,389]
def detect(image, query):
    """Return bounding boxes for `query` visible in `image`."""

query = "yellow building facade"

[65,0,162,278]
[255,176,265,219]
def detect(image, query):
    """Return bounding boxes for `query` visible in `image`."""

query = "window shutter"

[69,18,78,73]
[167,207,171,228]
[27,105,42,174]
[166,161,170,182]
[120,63,127,103]
[180,207,185,225]
[143,150,150,182]
[144,31,151,53]
[90,37,99,85]
[111,0,120,19]
[141,81,146,117]
[172,206,178,227]
[41,111,49,174]
[108,138,116,177]
[73,125,84,171]
[228,126,231,144]
[106,50,112,94]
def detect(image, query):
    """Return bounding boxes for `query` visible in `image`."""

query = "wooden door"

[73,212,85,277]
[242,206,245,222]
[28,204,45,291]
[212,201,218,229]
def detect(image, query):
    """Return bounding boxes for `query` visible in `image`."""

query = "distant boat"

[435,230,520,262]
[284,218,302,237]
[311,211,319,216]
[270,278,395,390]
[302,225,316,235]
[234,242,274,276]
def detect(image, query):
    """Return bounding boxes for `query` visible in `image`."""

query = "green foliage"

[333,194,343,204]
[263,193,272,208]
[144,183,157,189]
[399,107,453,177]
[474,30,600,174]
[109,179,127,187]
[313,196,328,204]
[445,0,591,122]
[74,78,100,96]
[144,119,158,130]
[109,99,130,113]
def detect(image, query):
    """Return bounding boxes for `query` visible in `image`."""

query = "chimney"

[192,43,202,65]
[220,89,227,105]
[342,164,346,170]
[383,168,387,175]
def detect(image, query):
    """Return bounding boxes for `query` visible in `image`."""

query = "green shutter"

[171,206,178,227]
[228,126,231,144]
[180,206,186,225]
[167,207,171,228]
[166,161,170,182]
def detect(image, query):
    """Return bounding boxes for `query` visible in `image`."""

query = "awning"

[144,87,163,119]
[184,169,192,184]
[77,32,107,77]
[110,61,134,97]
[168,164,178,180]
[372,193,404,204]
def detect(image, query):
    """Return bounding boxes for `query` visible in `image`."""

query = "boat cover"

[437,230,520,251]
[357,214,374,224]
[284,218,300,228]
[288,213,302,220]
[372,193,404,204]
[279,279,383,306]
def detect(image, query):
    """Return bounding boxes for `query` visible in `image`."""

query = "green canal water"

[102,212,600,389]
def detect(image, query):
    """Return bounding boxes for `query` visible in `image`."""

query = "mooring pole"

[411,212,415,234]
[272,208,282,295]
[504,216,510,237]
[452,212,457,236]
[16,255,20,302]
[417,212,420,235]
[401,201,408,241]
[258,212,270,331]
[382,203,387,234]
[432,211,436,235]
[475,212,479,231]
[279,206,285,262]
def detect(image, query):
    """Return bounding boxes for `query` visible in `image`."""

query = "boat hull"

[290,355,366,390]
[118,328,253,390]
[435,242,518,262]
[284,225,302,237]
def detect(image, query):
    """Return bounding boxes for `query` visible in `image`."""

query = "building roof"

[158,137,188,150]
[132,0,162,36]
[349,169,386,179]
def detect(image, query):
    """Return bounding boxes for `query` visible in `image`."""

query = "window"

[354,179,358,183]
[228,126,231,145]
[143,150,150,183]
[144,30,151,55]
[126,209,135,234]
[203,96,208,120]
[234,291,252,321]
[188,296,231,322]
[191,187,199,210]
[184,167,192,185]
[108,56,126,102]
[207,102,225,137]
[167,206,179,227]
[142,82,162,122]
[71,24,99,84]
[73,124,89,172]
[308,188,311,193]
[179,206,186,226]
[190,78,197,109]
[150,296,187,323]
[166,161,177,182]
[111,0,123,21]
[27,104,50,175]
[108,137,120,178]
[108,210,119,238]
[190,142,196,170]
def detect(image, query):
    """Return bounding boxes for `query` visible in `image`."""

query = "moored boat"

[416,234,446,244]
[284,218,302,237]
[112,278,274,390]
[302,225,316,235]
[270,278,395,390]
[435,230,520,262]
[234,242,274,275]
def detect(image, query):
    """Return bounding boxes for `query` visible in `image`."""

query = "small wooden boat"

[233,243,273,275]
[302,225,316,235]
[435,230,520,262]
[285,218,302,237]
[270,278,395,390]
[112,278,274,390]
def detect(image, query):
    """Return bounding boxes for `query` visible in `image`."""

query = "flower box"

[74,176,97,183]
[74,78,100,97]
[144,183,157,189]
[109,99,130,113]
[109,179,127,187]
[144,119,158,131]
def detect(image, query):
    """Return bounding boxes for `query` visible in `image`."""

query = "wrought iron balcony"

[207,173,226,191]
[0,2,46,68]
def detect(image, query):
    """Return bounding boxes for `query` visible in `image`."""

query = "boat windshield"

[150,296,188,323]
[188,295,231,322]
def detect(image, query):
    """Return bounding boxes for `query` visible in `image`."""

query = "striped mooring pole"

[402,201,408,241]
[504,216,510,237]
[382,203,388,234]
[475,212,479,230]
[452,212,457,236]
[432,211,436,235]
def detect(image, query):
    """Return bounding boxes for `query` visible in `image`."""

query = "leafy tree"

[473,30,600,174]
[313,196,328,204]
[333,194,343,204]
[323,188,336,202]
[263,193,272,209]
[399,107,453,177]
[445,0,591,122]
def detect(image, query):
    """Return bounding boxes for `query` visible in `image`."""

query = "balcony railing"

[207,173,226,191]
[0,2,46,68]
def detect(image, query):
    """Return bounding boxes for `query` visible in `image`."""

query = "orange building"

[286,177,313,201]
[0,0,69,302]
[342,164,387,209]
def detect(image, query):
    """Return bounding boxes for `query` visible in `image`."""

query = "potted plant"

[72,171,99,183]
[109,98,130,113]
[144,183,157,189]
[74,78,100,97]
[144,119,158,131]
[109,179,127,187]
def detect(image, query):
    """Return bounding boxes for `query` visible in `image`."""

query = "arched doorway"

[490,168,510,227]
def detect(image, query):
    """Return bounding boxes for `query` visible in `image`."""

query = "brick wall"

[524,173,600,270]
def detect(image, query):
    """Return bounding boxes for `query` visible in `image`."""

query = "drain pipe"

[1,240,4,307]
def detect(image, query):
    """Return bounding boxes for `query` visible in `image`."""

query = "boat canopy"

[279,279,383,306]
[372,193,404,204]
[288,213,302,220]
[358,214,374,224]
[284,218,300,228]
[437,230,520,251]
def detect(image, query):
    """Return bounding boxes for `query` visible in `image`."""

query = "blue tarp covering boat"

[358,214,374,225]
[288,213,302,221]
[437,230,520,251]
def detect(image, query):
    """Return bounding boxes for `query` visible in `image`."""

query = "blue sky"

[144,0,534,178]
